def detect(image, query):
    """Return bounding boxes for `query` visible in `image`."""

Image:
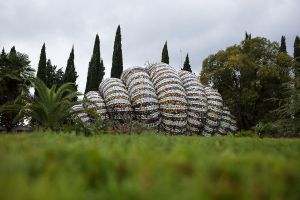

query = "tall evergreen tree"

[182,53,192,72]
[245,32,252,40]
[55,68,64,88]
[100,59,104,80]
[293,36,300,130]
[85,61,93,93]
[0,48,8,92]
[9,46,16,56]
[274,35,300,135]
[63,47,78,92]
[36,43,47,83]
[294,36,300,89]
[45,59,57,87]
[161,41,169,64]
[294,36,300,58]
[85,34,105,93]
[111,25,123,78]
[0,48,7,68]
[280,36,287,53]
[1,48,5,56]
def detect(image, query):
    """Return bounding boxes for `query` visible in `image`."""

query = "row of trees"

[36,26,192,96]
[36,44,73,91]
[85,25,123,93]
[0,24,192,131]
[200,34,299,135]
[35,25,124,95]
[0,25,123,130]
[2,27,297,135]
[161,41,192,72]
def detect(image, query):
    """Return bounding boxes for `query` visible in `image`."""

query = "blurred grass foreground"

[0,132,299,200]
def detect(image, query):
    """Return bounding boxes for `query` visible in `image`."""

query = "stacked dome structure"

[74,63,237,135]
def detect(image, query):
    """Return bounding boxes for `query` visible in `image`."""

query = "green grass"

[0,132,299,200]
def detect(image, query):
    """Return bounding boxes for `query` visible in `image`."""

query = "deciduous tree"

[0,47,34,131]
[200,37,293,130]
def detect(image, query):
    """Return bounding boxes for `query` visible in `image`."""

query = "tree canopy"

[200,37,293,130]
[0,47,34,131]
[0,78,81,131]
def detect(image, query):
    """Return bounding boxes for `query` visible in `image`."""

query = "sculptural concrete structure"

[72,63,237,135]
[121,67,161,127]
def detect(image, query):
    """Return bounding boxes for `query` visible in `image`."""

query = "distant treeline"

[0,29,299,135]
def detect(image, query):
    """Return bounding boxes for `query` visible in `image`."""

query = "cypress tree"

[9,46,16,56]
[280,36,287,53]
[245,32,252,40]
[294,36,300,60]
[292,36,300,128]
[111,25,123,78]
[85,61,92,93]
[294,36,300,89]
[36,43,47,83]
[161,41,169,64]
[45,59,57,87]
[100,59,104,79]
[1,48,5,56]
[55,68,64,87]
[182,53,192,72]
[63,47,78,91]
[85,34,105,93]
[0,48,7,65]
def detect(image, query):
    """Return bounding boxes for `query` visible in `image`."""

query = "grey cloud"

[0,0,299,93]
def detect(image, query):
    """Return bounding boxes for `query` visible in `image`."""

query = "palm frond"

[1,77,81,131]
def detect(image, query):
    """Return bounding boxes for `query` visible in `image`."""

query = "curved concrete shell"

[85,91,108,120]
[147,63,187,134]
[178,70,207,134]
[121,67,160,127]
[99,78,133,120]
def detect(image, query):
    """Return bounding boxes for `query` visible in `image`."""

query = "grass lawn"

[0,132,299,200]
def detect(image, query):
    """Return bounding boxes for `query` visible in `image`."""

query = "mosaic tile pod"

[73,63,237,135]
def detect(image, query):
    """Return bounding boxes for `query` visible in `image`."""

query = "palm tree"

[0,78,81,131]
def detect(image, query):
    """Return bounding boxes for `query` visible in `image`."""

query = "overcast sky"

[0,0,299,92]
